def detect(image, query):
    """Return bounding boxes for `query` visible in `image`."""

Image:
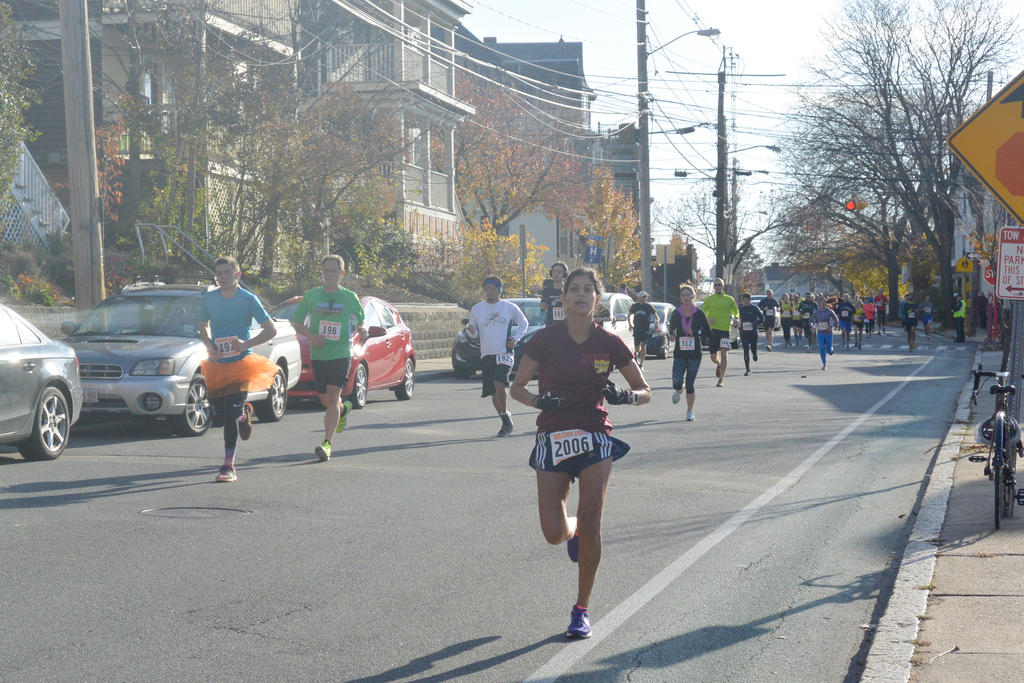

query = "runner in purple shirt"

[811,296,840,370]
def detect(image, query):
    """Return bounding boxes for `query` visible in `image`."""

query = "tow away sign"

[997,227,1024,299]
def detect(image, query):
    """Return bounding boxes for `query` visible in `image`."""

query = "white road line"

[881,344,893,349]
[526,355,937,683]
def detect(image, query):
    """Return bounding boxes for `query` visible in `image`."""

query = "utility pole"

[636,0,652,293]
[59,0,105,308]
[715,46,728,285]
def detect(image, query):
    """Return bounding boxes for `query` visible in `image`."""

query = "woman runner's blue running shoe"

[566,605,591,639]
[567,531,579,563]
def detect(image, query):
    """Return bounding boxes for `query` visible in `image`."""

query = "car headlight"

[130,358,176,376]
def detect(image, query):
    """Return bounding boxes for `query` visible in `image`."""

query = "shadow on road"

[0,467,211,509]
[560,572,884,683]
[350,634,564,682]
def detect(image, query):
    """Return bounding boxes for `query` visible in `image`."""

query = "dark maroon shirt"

[522,322,634,434]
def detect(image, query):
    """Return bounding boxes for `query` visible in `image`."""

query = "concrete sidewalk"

[907,344,1024,681]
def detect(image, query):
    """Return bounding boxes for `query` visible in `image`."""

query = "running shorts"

[709,329,731,352]
[921,316,933,326]
[529,430,630,481]
[902,319,917,330]
[481,353,513,397]
[838,321,852,334]
[312,357,352,394]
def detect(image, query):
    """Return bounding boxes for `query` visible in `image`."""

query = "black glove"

[602,379,634,406]
[534,392,562,411]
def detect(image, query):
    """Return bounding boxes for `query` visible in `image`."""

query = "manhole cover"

[140,507,253,518]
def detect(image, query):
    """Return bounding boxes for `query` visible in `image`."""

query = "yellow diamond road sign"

[955,255,974,273]
[947,69,1024,226]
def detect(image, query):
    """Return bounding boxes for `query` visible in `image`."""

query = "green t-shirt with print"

[293,286,365,361]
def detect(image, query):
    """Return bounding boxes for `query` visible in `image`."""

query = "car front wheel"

[176,376,211,437]
[348,362,368,409]
[394,358,415,400]
[19,386,71,460]
[254,369,287,422]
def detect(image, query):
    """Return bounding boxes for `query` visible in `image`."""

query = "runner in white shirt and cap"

[467,275,530,436]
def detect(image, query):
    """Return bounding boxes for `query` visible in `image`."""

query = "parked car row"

[449,294,677,377]
[2,283,418,461]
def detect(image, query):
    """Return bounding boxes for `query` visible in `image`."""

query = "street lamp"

[637,10,719,293]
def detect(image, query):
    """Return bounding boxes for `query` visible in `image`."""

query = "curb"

[860,348,981,681]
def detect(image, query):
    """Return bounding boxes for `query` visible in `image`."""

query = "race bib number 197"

[214,337,237,355]
[550,429,593,465]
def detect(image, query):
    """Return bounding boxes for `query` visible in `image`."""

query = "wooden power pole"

[59,0,105,308]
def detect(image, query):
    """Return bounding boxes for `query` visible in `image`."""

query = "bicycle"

[968,365,1024,529]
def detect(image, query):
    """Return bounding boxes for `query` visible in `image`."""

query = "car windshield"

[72,295,202,337]
[271,300,299,322]
[512,300,544,327]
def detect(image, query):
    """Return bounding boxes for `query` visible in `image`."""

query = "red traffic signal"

[844,199,867,211]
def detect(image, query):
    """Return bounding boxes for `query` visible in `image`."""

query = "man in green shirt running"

[293,255,367,461]
[701,278,740,387]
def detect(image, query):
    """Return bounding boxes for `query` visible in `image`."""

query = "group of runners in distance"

[197,255,958,642]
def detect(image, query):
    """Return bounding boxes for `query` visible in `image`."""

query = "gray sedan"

[0,303,82,460]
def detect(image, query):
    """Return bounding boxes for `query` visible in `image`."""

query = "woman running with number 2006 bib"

[511,267,650,640]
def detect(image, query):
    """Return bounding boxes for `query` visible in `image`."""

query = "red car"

[269,295,416,408]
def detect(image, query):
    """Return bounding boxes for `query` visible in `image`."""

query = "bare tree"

[794,0,1016,316]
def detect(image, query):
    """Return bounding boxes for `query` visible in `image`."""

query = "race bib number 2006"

[550,429,593,465]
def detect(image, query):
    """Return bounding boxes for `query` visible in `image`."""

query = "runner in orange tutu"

[198,256,279,483]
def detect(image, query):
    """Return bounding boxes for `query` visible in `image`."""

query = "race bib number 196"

[550,429,593,465]
[319,319,341,341]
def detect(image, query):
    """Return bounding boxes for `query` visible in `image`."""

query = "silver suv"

[63,284,301,436]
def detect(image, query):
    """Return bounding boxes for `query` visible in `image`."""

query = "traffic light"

[844,199,867,211]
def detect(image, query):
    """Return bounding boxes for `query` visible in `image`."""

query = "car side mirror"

[60,321,75,335]
[367,325,387,338]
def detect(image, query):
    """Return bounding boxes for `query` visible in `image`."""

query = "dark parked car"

[269,295,416,409]
[647,302,675,359]
[0,303,82,459]
[451,297,544,378]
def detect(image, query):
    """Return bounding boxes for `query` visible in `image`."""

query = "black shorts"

[529,430,630,482]
[709,329,731,352]
[481,354,512,397]
[312,357,351,394]
[633,329,650,344]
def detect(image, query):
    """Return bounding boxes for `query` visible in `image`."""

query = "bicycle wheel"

[1005,434,1019,520]
[994,414,1005,529]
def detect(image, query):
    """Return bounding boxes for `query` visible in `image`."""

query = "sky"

[460,0,847,262]
[459,0,1024,275]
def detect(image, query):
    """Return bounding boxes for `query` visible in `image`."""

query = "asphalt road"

[1,336,975,681]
